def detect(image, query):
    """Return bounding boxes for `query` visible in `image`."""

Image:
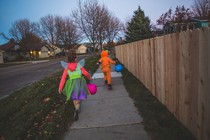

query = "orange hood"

[101,50,108,57]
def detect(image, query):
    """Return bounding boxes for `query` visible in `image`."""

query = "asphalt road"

[0,55,93,100]
[0,59,62,99]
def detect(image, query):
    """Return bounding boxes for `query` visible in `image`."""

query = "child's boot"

[108,84,112,90]
[73,109,79,121]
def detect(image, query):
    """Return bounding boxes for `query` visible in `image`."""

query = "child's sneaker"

[108,84,112,90]
[104,80,107,84]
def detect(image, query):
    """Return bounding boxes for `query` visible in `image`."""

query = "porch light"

[39,51,41,54]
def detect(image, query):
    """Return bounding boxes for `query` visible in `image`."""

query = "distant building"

[25,43,54,59]
[0,41,20,61]
[163,18,210,34]
[0,49,4,63]
[0,42,54,61]
[76,44,87,54]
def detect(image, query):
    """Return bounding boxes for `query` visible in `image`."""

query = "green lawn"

[0,56,99,140]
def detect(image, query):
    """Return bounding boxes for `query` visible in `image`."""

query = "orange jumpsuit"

[99,50,115,85]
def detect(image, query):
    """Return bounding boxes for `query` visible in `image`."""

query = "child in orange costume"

[98,50,116,90]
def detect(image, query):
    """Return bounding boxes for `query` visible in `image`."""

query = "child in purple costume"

[58,50,91,121]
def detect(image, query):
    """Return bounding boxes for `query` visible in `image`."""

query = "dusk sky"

[0,0,195,45]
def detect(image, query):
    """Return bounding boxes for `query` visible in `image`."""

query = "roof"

[83,43,99,48]
[0,42,53,52]
[0,42,17,51]
[24,43,53,51]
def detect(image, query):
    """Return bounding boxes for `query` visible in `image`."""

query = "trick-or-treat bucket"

[115,64,123,72]
[87,83,97,95]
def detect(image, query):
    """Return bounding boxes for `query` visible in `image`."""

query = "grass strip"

[0,56,99,140]
[121,64,196,140]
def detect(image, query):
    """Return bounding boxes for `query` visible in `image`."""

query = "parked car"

[55,52,66,57]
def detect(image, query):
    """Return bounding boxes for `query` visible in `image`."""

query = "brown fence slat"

[197,28,209,140]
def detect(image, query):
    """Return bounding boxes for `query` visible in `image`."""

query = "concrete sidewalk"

[63,66,151,140]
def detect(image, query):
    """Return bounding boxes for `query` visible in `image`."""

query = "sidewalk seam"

[85,95,130,101]
[70,121,142,130]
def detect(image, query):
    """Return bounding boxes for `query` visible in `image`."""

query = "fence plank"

[163,34,170,108]
[188,29,199,138]
[144,39,151,89]
[171,33,178,115]
[150,38,156,95]
[207,27,210,140]
[139,41,144,82]
[156,36,165,103]
[164,34,176,113]
[197,28,209,140]
[174,32,181,119]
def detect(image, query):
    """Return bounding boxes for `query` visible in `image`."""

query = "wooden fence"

[115,27,210,140]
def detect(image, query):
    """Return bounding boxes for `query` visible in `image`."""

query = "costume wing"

[61,59,85,68]
[61,61,67,69]
[78,59,85,67]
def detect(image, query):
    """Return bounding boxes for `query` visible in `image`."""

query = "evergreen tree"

[125,6,152,43]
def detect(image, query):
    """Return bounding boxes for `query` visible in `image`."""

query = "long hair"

[67,50,77,63]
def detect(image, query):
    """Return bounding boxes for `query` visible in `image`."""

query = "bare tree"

[56,16,82,50]
[192,0,210,17]
[174,6,193,24]
[0,32,10,42]
[96,5,110,51]
[72,0,102,52]
[54,16,63,45]
[157,8,174,26]
[157,6,193,32]
[72,0,122,52]
[104,16,124,47]
[39,15,58,49]
[39,15,82,51]
[9,18,39,43]
[95,4,123,51]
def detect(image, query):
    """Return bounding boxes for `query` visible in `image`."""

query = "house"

[77,44,87,54]
[71,43,100,54]
[163,18,210,34]
[72,44,87,54]
[83,43,100,53]
[0,41,21,61]
[24,43,54,59]
[51,44,63,56]
[0,49,4,63]
[190,18,209,28]
[0,42,54,61]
